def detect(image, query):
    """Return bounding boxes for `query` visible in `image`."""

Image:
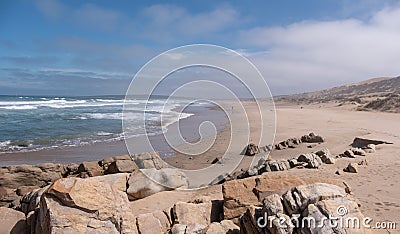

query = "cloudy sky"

[1,0,399,96]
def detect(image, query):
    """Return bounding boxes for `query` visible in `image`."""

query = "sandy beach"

[164,100,400,224]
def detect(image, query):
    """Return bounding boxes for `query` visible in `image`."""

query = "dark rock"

[351,147,366,156]
[104,160,138,174]
[342,149,356,158]
[211,158,221,164]
[77,161,103,177]
[297,153,323,168]
[243,143,259,156]
[301,132,324,143]
[351,137,393,148]
[344,163,359,173]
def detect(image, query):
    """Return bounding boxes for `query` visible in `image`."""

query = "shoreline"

[0,103,228,167]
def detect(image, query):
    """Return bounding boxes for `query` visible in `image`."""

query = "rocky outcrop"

[0,207,28,233]
[239,183,370,234]
[172,199,212,233]
[344,163,359,173]
[274,138,302,150]
[77,161,103,177]
[243,143,259,156]
[351,137,393,148]
[301,132,324,143]
[315,148,336,164]
[127,168,188,201]
[34,175,138,233]
[131,152,168,169]
[206,220,240,234]
[222,173,346,224]
[0,163,67,207]
[297,153,323,168]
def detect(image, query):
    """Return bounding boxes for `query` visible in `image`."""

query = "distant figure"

[300,106,303,109]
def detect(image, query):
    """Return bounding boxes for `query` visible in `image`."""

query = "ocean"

[0,95,197,155]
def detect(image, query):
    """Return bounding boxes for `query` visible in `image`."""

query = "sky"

[1,0,400,96]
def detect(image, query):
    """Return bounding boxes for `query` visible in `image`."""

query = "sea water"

[0,95,198,154]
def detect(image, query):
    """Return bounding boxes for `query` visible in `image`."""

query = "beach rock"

[297,153,323,168]
[222,173,346,224]
[131,152,167,169]
[239,205,264,234]
[99,155,132,168]
[301,132,324,143]
[20,185,49,215]
[136,211,170,234]
[301,197,368,233]
[36,176,138,233]
[206,220,239,234]
[351,147,367,156]
[66,163,79,175]
[237,182,368,234]
[243,143,259,156]
[171,224,187,234]
[16,185,39,196]
[89,173,129,192]
[173,200,212,233]
[351,137,392,148]
[345,163,359,173]
[275,138,301,150]
[77,161,103,177]
[0,207,28,234]
[0,164,66,207]
[127,168,188,201]
[325,157,336,164]
[211,157,221,164]
[105,159,138,174]
[363,144,376,153]
[342,149,356,158]
[282,183,347,215]
[315,148,336,164]
[36,163,66,175]
[288,158,301,168]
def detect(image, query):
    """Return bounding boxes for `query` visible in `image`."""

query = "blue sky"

[1,0,400,96]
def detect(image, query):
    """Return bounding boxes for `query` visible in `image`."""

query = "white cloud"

[35,0,66,19]
[239,5,400,95]
[140,4,239,40]
[73,4,124,32]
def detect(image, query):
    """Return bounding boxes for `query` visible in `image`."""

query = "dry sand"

[150,101,400,227]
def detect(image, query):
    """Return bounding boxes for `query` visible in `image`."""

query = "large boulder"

[36,176,138,233]
[315,148,336,164]
[105,160,138,174]
[127,168,188,201]
[131,152,167,169]
[243,143,259,156]
[206,220,240,234]
[238,183,370,234]
[172,199,212,233]
[20,185,49,215]
[351,137,392,148]
[301,132,324,143]
[297,153,323,168]
[0,164,66,207]
[77,161,103,177]
[136,211,171,234]
[0,207,28,234]
[344,163,359,173]
[222,173,346,223]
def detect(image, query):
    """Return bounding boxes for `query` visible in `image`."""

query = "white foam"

[0,105,38,110]
[0,140,11,147]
